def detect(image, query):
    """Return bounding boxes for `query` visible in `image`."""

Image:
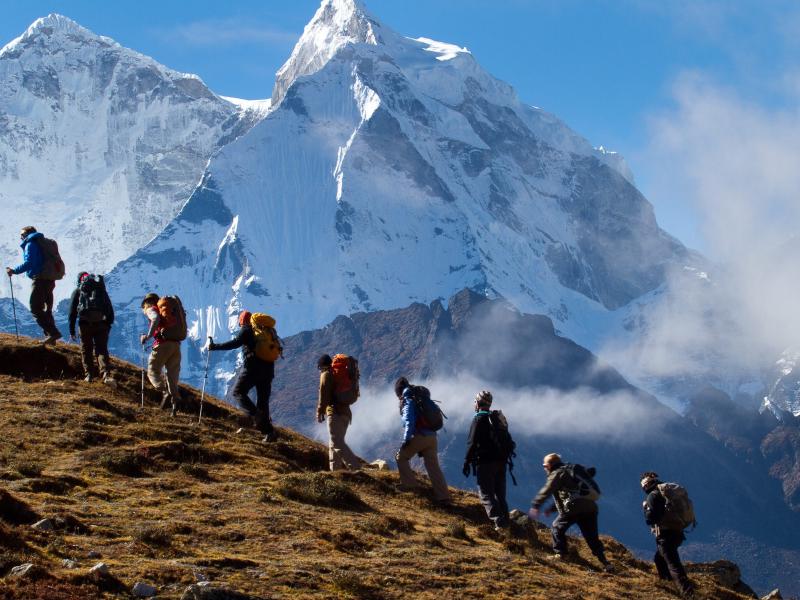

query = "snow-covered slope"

[106,0,698,391]
[0,14,265,299]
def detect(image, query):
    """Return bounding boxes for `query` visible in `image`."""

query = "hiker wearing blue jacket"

[394,377,450,504]
[5,226,62,344]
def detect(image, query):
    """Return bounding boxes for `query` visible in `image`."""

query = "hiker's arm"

[464,417,479,463]
[68,289,79,337]
[317,372,334,421]
[532,470,559,509]
[12,241,39,274]
[211,328,246,351]
[401,394,416,444]
[644,491,665,526]
[106,293,114,326]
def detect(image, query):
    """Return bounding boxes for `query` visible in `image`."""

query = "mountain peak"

[272,0,384,105]
[1,13,111,57]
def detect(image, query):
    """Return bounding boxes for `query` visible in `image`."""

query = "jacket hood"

[20,231,43,247]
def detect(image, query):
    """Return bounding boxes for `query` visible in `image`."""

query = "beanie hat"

[239,311,252,327]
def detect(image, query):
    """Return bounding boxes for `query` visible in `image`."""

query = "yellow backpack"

[250,313,282,362]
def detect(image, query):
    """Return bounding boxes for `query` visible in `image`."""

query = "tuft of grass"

[179,463,210,480]
[504,538,527,556]
[330,569,379,598]
[422,532,444,548]
[320,530,372,554]
[134,525,172,548]
[358,514,415,537]
[14,460,43,478]
[445,520,472,542]
[98,449,148,476]
[275,472,368,511]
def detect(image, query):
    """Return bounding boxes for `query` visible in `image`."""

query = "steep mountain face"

[265,290,800,595]
[0,14,267,298]
[105,0,697,385]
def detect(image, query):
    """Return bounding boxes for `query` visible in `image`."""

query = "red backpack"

[331,354,360,405]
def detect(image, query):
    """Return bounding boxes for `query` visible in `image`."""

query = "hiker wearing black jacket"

[208,311,276,441]
[530,453,612,571]
[641,472,695,598]
[463,390,510,530]
[67,272,114,385]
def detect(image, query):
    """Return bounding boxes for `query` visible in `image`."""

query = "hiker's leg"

[653,544,670,579]
[396,435,425,489]
[78,322,96,378]
[576,512,608,564]
[95,323,111,378]
[328,413,359,470]
[476,462,500,524]
[30,279,57,336]
[551,513,573,555]
[147,345,169,392]
[658,533,692,593]
[163,342,181,401]
[254,364,274,433]
[231,367,258,416]
[420,436,450,502]
[494,462,510,526]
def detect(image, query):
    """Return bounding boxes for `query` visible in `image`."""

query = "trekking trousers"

[476,461,509,527]
[396,434,450,502]
[551,509,608,563]
[147,341,181,400]
[30,278,60,337]
[231,361,274,434]
[655,530,693,595]
[327,412,360,471]
[78,321,111,378]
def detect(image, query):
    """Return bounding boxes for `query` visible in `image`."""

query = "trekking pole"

[198,337,212,425]
[7,274,19,341]
[140,343,146,409]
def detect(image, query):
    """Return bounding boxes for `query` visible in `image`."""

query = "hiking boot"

[102,376,117,388]
[546,553,565,562]
[262,430,278,443]
[84,374,94,383]
[43,333,61,346]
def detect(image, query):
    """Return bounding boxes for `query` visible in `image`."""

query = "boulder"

[90,562,110,575]
[32,518,54,531]
[132,581,158,597]
[10,563,36,578]
[61,558,79,569]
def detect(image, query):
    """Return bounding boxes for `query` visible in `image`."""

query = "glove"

[5,267,13,277]
[317,413,325,424]
[462,462,471,478]
[208,342,218,351]
[528,507,540,521]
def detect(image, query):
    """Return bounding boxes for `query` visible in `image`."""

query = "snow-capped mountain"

[106,0,698,390]
[0,14,267,299]
[763,349,800,419]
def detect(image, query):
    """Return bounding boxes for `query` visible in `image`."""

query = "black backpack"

[77,275,111,323]
[409,385,445,432]
[486,410,518,485]
[565,464,601,502]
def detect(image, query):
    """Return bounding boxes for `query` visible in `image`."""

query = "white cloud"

[161,18,297,48]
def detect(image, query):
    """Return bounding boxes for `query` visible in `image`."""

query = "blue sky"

[2,0,799,253]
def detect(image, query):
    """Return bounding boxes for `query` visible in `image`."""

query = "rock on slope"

[0,14,266,299]
[0,333,760,599]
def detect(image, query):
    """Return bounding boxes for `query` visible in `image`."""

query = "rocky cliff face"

[0,14,266,297]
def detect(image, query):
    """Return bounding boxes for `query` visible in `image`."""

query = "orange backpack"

[331,354,360,405]
[156,296,187,342]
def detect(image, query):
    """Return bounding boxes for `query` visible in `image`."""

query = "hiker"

[463,390,515,530]
[5,226,64,344]
[640,472,696,598]
[139,293,186,415]
[208,311,277,442]
[67,272,115,384]
[530,453,612,571]
[394,377,450,505]
[316,354,360,470]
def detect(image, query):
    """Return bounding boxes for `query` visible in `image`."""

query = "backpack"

[657,483,697,531]
[409,385,445,432]
[35,237,65,280]
[156,296,187,342]
[486,410,516,461]
[565,463,601,502]
[77,275,110,323]
[250,313,282,362]
[331,354,359,405]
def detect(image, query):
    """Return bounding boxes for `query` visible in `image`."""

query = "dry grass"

[0,334,758,599]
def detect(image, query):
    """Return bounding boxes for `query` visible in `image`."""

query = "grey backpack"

[657,482,697,531]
